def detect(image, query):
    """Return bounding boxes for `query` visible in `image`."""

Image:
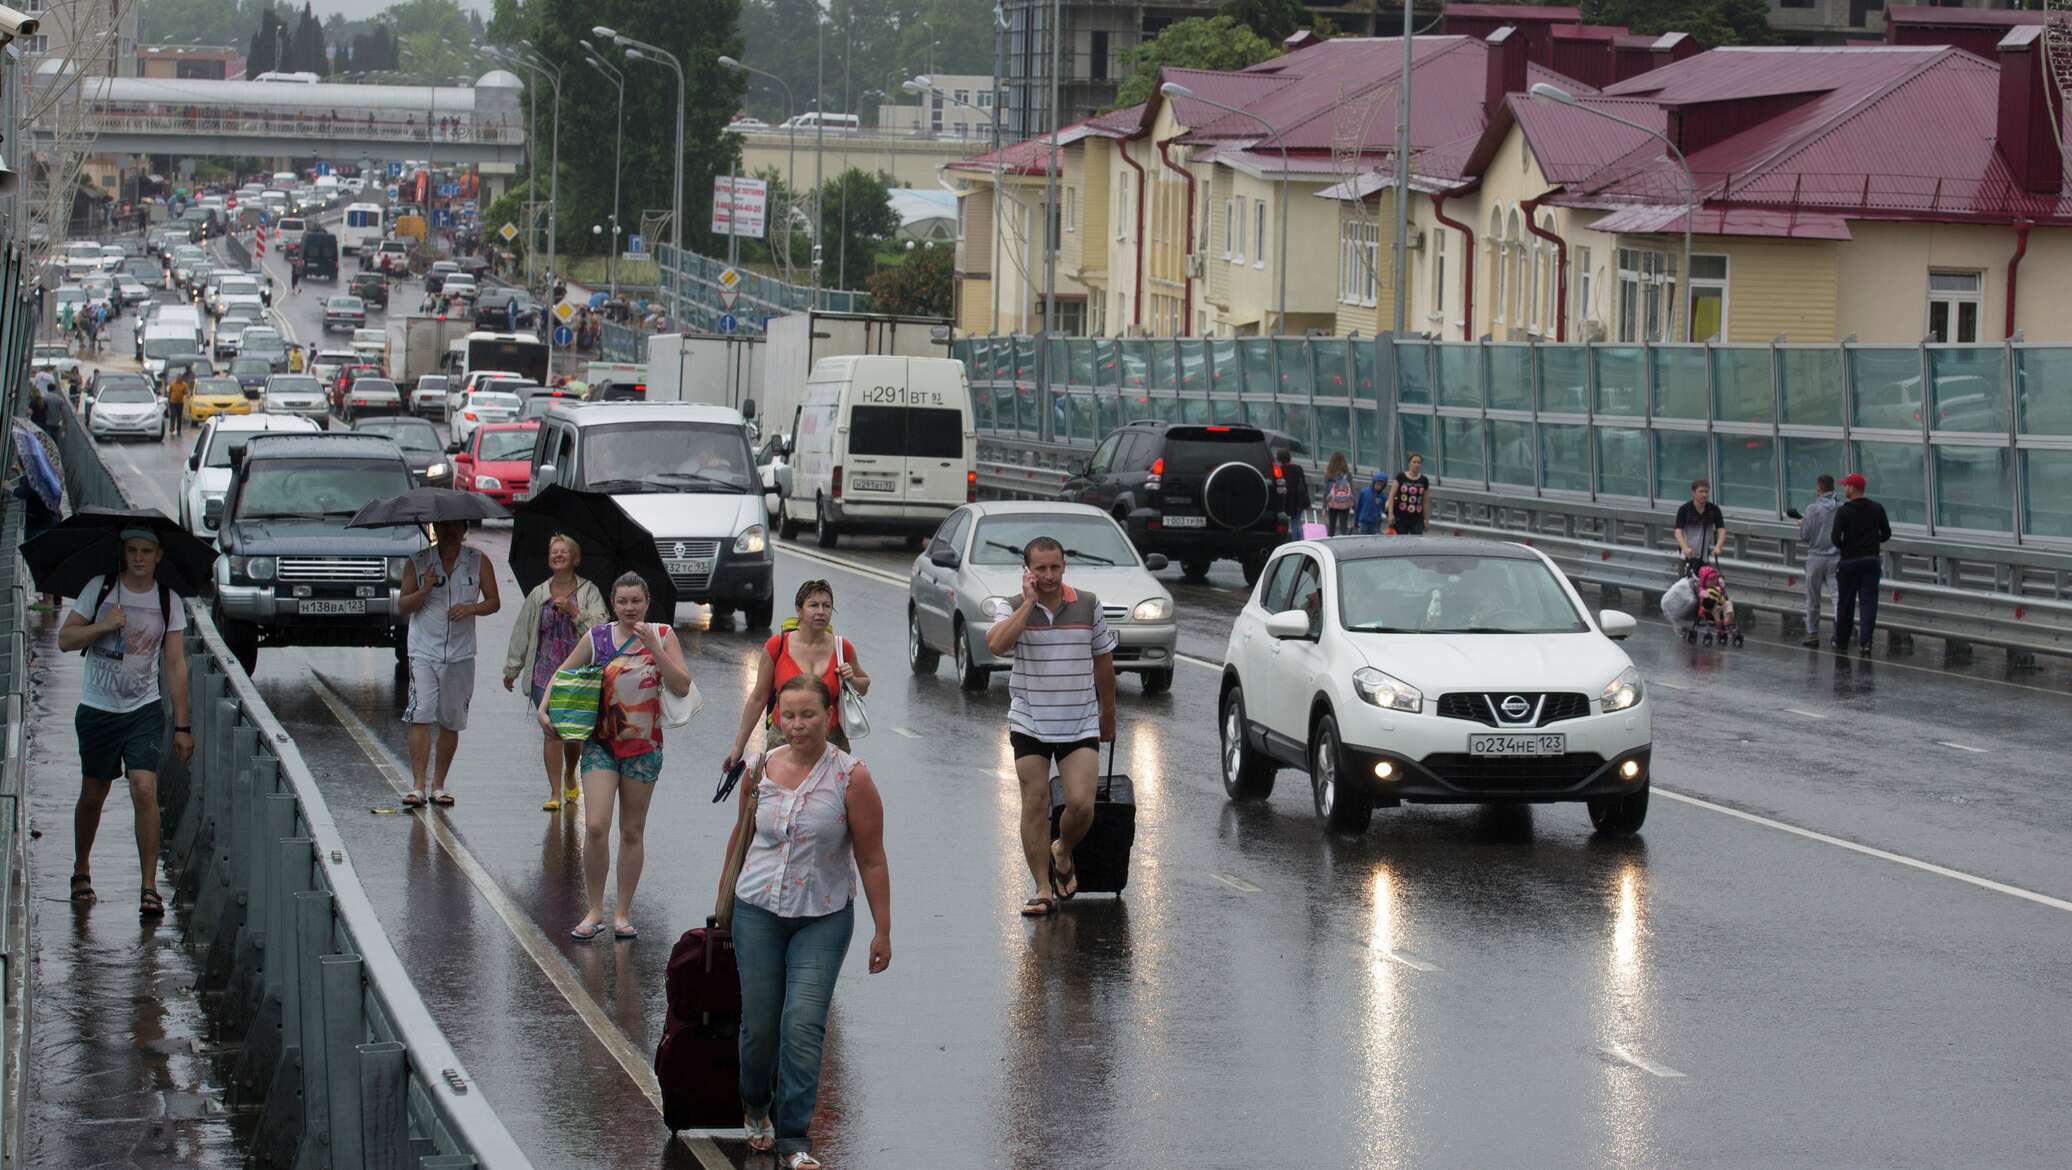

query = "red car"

[330,363,385,413]
[453,421,539,505]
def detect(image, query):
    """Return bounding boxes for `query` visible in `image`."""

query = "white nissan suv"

[1217,536,1652,835]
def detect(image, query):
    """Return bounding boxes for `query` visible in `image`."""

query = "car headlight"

[1600,666,1644,713]
[387,556,407,582]
[733,525,767,556]
[426,462,449,479]
[474,475,502,490]
[230,555,276,580]
[1132,597,1172,622]
[1352,666,1423,714]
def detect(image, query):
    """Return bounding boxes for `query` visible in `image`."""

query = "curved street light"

[598,25,688,269]
[581,41,627,305]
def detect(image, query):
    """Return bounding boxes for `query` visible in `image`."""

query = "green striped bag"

[543,631,637,741]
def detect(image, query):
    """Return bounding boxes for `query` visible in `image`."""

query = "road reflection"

[1594,858,1663,1169]
[1001,902,1140,1170]
[1357,868,1415,1168]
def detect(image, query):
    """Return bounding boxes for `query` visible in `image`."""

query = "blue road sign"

[439,183,460,198]
[431,209,453,227]
[387,161,403,178]
[386,185,400,201]
[461,200,478,214]
[553,324,575,347]
[626,234,645,256]
[315,162,331,176]
[719,313,739,334]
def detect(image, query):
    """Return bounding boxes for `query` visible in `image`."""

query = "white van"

[778,355,975,547]
[781,112,861,133]
[277,216,308,252]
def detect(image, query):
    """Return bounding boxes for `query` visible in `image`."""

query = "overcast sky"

[311,0,489,22]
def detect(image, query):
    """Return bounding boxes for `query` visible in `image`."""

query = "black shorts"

[1392,513,1427,536]
[1009,732,1099,765]
[77,703,163,781]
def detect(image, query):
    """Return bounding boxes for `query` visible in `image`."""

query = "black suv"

[1059,421,1288,583]
[210,433,426,678]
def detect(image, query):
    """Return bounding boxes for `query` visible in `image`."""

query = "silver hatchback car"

[907,501,1181,693]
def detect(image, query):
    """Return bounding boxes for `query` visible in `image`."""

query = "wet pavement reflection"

[37,276,2072,1168]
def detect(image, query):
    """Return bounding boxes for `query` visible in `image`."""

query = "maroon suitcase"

[655,916,743,1130]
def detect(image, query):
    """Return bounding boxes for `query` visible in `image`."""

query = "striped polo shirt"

[998,585,1120,742]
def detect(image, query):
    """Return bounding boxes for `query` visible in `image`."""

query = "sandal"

[569,921,608,942]
[744,1112,775,1152]
[69,873,96,904]
[1049,846,1079,901]
[784,1154,823,1169]
[430,790,455,807]
[139,888,165,918]
[542,797,561,812]
[1020,896,1057,918]
[401,790,427,808]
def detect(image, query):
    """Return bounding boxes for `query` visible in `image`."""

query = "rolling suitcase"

[1048,740,1136,895]
[656,916,743,1129]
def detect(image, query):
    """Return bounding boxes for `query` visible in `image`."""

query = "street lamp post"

[1530,82,1694,341]
[597,26,688,301]
[491,46,561,355]
[581,42,627,305]
[911,75,1007,333]
[1161,82,1287,334]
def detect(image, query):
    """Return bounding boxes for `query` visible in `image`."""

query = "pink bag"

[1301,521,1329,541]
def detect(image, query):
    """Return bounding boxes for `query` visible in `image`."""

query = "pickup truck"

[210,432,426,678]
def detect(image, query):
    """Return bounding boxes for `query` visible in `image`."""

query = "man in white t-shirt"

[397,519,501,807]
[57,529,194,917]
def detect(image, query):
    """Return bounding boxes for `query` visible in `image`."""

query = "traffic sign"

[718,266,741,290]
[553,324,575,347]
[554,300,576,323]
[718,313,739,334]
[461,200,478,214]
[431,209,453,227]
[387,161,403,178]
[386,185,400,201]
[315,162,331,176]
[626,234,646,257]
[718,290,739,310]
[499,222,518,242]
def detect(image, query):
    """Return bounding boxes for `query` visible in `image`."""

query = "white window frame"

[1339,219,1378,309]
[1615,247,1678,344]
[1429,227,1447,324]
[1576,245,1594,324]
[1926,269,1984,344]
[1254,201,1266,270]
[1222,200,1234,259]
[1528,240,1542,333]
[1688,253,1730,342]
[1065,188,1076,233]
[1232,198,1246,265]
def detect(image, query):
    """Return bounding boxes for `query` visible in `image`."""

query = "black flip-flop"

[1050,850,1079,901]
[1020,896,1058,918]
[139,889,165,918]
[69,874,96,905]
[401,790,427,808]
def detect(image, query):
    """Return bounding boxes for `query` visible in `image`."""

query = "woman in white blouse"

[725,675,891,1168]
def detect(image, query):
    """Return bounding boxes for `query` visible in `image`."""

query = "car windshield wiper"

[584,477,654,493]
[1426,626,1521,634]
[238,510,326,520]
[648,470,746,492]
[1344,624,1414,633]
[1063,548,1116,566]
[982,540,1027,560]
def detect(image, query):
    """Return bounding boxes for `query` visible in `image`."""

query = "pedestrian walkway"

[20,607,242,1167]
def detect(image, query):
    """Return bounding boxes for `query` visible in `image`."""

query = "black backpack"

[81,576,173,657]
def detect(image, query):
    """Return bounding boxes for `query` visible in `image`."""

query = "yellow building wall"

[1206,167,1234,312]
[1710,238,1840,343]
[959,276,995,335]
[1078,139,1112,266]
[957,185,994,278]
[1834,218,2072,343]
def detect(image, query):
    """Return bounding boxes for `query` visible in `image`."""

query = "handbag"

[542,629,636,741]
[834,636,870,741]
[660,631,704,728]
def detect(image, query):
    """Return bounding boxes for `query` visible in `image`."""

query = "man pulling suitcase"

[985,536,1119,918]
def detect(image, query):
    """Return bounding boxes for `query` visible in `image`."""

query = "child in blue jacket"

[1355,473,1389,534]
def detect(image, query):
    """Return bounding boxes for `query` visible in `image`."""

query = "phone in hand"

[1785,508,1802,520]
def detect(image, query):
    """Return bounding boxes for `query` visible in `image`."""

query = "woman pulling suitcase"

[724,675,892,1167]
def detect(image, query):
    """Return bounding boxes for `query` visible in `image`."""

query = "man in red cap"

[1829,472,1891,653]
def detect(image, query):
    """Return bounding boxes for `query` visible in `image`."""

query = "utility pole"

[1392,1,1412,335]
[813,8,826,300]
[992,4,1007,337]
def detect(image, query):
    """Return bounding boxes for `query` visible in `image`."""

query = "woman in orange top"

[723,579,871,771]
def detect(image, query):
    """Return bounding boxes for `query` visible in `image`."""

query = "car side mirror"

[1144,553,1169,572]
[188,447,202,471]
[1265,609,1310,640]
[928,546,961,569]
[446,441,463,455]
[536,463,557,483]
[1599,609,1637,641]
[742,398,757,421]
[775,465,794,494]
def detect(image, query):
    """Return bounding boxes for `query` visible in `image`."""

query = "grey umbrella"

[346,486,509,528]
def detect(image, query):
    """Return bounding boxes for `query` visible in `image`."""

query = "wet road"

[64,254,2072,1168]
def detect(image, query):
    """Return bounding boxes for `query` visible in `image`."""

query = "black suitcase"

[654,917,742,1129]
[1048,741,1136,895]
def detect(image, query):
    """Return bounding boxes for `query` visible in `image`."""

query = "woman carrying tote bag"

[502,533,608,811]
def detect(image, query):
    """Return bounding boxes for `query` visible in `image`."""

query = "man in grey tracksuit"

[1795,475,1841,647]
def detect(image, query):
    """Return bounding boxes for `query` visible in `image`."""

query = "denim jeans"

[1835,556,1882,647]
[734,899,854,1155]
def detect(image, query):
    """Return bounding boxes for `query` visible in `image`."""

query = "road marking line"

[1649,679,1686,690]
[305,672,734,1170]
[775,544,1227,672]
[1211,871,1261,893]
[1784,708,1827,720]
[1935,741,1989,753]
[109,443,181,514]
[891,726,920,739]
[1655,786,2072,914]
[1603,1044,1686,1078]
[1382,951,1440,973]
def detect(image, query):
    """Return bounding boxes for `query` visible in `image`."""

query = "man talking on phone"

[985,536,1117,919]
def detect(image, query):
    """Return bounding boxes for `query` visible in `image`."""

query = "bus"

[461,331,550,386]
[780,112,860,133]
[339,203,385,255]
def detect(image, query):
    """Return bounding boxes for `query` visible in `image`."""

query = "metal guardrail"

[35,377,532,1166]
[2,240,40,1166]
[974,434,2072,662]
[655,244,872,336]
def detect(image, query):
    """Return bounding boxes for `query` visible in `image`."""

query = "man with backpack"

[56,529,193,916]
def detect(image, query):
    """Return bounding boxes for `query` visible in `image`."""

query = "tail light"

[1146,457,1164,492]
[1206,425,1231,432]
[966,469,978,502]
[1272,462,1286,494]
[463,410,477,421]
[832,464,843,499]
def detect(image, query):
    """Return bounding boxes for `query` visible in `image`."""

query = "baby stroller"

[1680,563,1743,647]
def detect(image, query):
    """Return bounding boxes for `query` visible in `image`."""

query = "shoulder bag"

[834,637,870,741]
[543,627,635,741]
[658,624,704,728]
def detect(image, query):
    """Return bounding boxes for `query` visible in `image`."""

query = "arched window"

[1488,206,1506,325]
[1508,210,1525,332]
[1539,212,1559,328]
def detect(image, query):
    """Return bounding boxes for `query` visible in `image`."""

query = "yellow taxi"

[187,375,252,421]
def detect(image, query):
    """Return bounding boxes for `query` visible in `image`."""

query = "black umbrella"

[510,486,677,620]
[346,486,509,528]
[20,506,218,599]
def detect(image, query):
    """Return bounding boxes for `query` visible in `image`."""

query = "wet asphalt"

[35,254,2072,1169]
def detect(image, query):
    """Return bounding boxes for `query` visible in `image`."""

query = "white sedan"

[180,413,322,541]
[86,381,167,442]
[1217,536,1653,834]
[450,388,520,447]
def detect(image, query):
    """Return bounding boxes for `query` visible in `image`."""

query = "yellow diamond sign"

[499,221,519,242]
[718,266,741,291]
[554,300,576,322]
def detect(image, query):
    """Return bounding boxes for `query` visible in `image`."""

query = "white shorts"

[404,658,475,730]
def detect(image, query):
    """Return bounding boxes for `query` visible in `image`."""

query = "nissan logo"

[1499,695,1532,720]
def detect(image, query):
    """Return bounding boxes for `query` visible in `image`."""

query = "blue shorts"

[580,740,663,784]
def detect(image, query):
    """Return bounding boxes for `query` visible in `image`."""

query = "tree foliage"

[817,166,899,290]
[735,0,1002,127]
[1218,0,1313,45]
[1112,17,1280,110]
[866,241,952,317]
[1580,0,1776,46]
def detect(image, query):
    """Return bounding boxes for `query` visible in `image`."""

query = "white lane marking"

[1654,786,2072,914]
[1935,741,1990,754]
[1784,708,1827,720]
[1211,871,1261,893]
[1603,1044,1686,1079]
[306,672,735,1169]
[108,443,182,515]
[1649,680,1687,690]
[774,543,1227,673]
[1381,951,1440,973]
[891,726,920,739]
